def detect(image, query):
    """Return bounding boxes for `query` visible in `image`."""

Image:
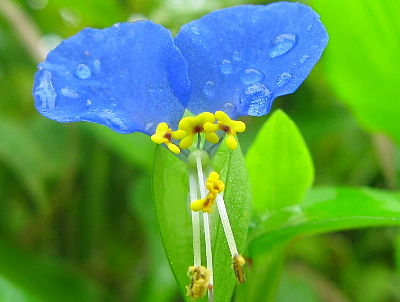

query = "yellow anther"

[191,172,224,213]
[206,171,225,195]
[186,266,210,300]
[151,122,185,154]
[204,111,246,150]
[191,195,214,212]
[178,112,217,149]
[232,254,246,284]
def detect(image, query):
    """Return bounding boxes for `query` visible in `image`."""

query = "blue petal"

[175,2,328,118]
[33,21,190,134]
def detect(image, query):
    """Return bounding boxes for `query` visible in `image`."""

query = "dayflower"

[32,2,328,300]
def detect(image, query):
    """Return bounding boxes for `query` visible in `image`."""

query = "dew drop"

[300,55,309,64]
[203,81,215,98]
[190,26,200,35]
[240,83,273,116]
[93,59,101,73]
[232,51,241,62]
[276,72,292,87]
[239,68,264,85]
[98,109,128,131]
[145,122,154,132]
[34,70,56,111]
[268,33,297,58]
[61,88,79,98]
[220,59,233,74]
[224,102,236,114]
[75,63,91,79]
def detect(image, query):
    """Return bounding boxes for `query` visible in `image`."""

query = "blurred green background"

[0,0,399,301]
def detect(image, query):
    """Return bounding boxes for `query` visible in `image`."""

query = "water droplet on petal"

[34,70,56,111]
[190,26,200,35]
[239,68,264,85]
[224,102,236,114]
[75,64,91,79]
[203,81,215,98]
[277,72,292,87]
[300,55,309,64]
[145,122,154,132]
[86,99,92,107]
[268,33,297,58]
[61,88,79,98]
[99,109,128,131]
[232,51,241,62]
[240,83,273,116]
[307,24,313,32]
[93,59,101,73]
[220,59,233,74]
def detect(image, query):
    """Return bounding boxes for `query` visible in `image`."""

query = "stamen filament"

[216,194,238,257]
[195,155,214,301]
[189,173,201,267]
[203,212,214,301]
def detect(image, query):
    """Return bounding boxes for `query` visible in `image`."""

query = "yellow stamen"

[204,111,246,150]
[178,112,217,149]
[150,122,185,154]
[232,254,246,284]
[186,266,210,300]
[191,171,224,212]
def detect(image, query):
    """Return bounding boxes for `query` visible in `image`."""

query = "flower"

[32,2,328,300]
[33,2,328,140]
[33,21,190,135]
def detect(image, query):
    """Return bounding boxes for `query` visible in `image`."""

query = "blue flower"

[175,2,328,118]
[32,3,328,298]
[33,2,328,136]
[33,21,190,135]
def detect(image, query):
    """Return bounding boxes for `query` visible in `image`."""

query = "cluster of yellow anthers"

[191,172,224,212]
[150,111,246,154]
[186,266,211,299]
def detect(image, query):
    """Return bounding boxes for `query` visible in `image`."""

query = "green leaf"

[248,187,400,255]
[0,241,104,302]
[0,274,41,302]
[153,144,250,301]
[83,123,154,172]
[246,109,314,214]
[309,0,400,143]
[234,245,286,302]
[0,118,50,213]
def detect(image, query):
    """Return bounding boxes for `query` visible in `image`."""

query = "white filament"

[189,172,201,267]
[216,194,238,257]
[196,155,214,301]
